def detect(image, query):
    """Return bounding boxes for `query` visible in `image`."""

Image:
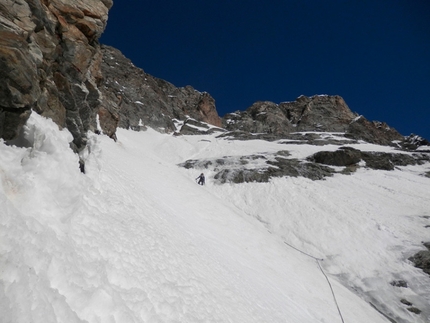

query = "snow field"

[1,112,429,322]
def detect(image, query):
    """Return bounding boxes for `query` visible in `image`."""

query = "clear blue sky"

[100,1,429,139]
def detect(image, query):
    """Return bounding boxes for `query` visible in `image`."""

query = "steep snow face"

[1,112,430,323]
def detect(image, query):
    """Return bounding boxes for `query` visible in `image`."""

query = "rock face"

[179,151,336,184]
[0,0,112,150]
[307,147,421,170]
[346,116,404,146]
[308,147,362,167]
[223,95,404,145]
[99,45,222,134]
[0,1,424,153]
[409,242,430,276]
[281,95,355,132]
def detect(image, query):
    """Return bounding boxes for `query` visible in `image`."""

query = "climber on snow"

[196,173,205,185]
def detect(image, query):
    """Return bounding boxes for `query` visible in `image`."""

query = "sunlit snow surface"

[1,113,430,323]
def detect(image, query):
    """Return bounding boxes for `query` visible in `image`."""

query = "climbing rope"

[316,259,345,323]
[283,241,323,261]
[283,240,345,323]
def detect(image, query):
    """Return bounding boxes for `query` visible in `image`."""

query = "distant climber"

[196,173,205,185]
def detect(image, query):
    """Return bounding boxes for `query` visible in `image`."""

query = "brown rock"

[197,92,222,127]
[0,0,111,149]
[100,45,223,133]
[279,95,356,132]
[97,106,119,140]
[0,31,40,109]
[346,116,404,146]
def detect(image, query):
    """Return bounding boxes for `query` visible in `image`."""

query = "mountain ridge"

[0,1,428,152]
[97,45,428,151]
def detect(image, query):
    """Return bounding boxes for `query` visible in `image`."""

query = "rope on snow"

[283,240,345,323]
[283,241,324,261]
[316,259,345,323]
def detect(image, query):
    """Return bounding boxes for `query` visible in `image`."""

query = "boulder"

[308,148,419,171]
[307,147,362,166]
[409,242,430,276]
[361,152,417,170]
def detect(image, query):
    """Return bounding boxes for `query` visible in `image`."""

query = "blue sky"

[100,1,429,139]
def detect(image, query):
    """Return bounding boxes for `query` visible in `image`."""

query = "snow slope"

[1,112,429,323]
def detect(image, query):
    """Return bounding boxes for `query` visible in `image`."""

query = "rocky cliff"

[0,0,113,151]
[1,0,427,154]
[98,45,222,137]
[98,46,415,148]
[222,95,405,146]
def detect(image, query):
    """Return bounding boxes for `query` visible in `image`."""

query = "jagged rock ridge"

[0,2,428,154]
[98,45,222,136]
[222,95,405,146]
[0,1,426,152]
[0,1,225,150]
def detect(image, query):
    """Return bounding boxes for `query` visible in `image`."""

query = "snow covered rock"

[176,119,225,136]
[402,134,430,150]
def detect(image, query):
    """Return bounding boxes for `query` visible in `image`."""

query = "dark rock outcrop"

[99,45,222,133]
[223,101,293,136]
[346,116,404,146]
[308,147,419,170]
[280,95,355,132]
[0,0,112,150]
[409,242,430,276]
[179,151,336,184]
[401,134,430,151]
[360,152,417,170]
[307,147,362,166]
[222,95,405,146]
